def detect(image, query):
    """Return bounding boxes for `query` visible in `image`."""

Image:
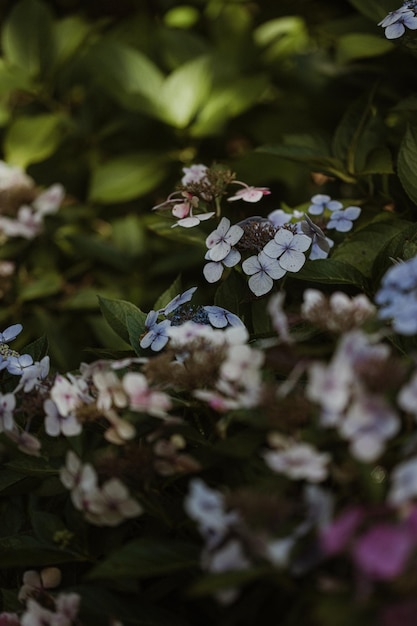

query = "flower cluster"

[379,1,417,39]
[140,285,244,351]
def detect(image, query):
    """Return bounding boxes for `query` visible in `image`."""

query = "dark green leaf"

[1,0,55,77]
[98,296,147,345]
[398,124,417,206]
[86,538,199,580]
[294,259,367,289]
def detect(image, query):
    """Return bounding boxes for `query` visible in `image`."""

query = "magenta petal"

[352,524,413,580]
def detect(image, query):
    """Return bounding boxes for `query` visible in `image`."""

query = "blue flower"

[0,323,34,375]
[162,287,198,315]
[378,3,417,39]
[140,313,171,351]
[326,206,361,232]
[375,256,417,334]
[307,194,342,216]
[203,306,244,329]
[0,324,22,343]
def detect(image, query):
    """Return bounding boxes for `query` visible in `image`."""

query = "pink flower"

[352,523,413,580]
[228,182,271,203]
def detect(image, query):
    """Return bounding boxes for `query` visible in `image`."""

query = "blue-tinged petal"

[203,261,224,283]
[248,272,273,297]
[0,323,23,343]
[385,22,406,38]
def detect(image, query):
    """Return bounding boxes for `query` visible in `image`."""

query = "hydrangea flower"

[307,194,342,216]
[242,250,287,297]
[181,163,208,185]
[263,440,330,482]
[326,206,361,232]
[140,314,171,351]
[388,457,417,505]
[203,248,241,283]
[263,228,311,272]
[162,286,198,315]
[203,306,244,328]
[205,217,243,262]
[375,256,417,334]
[44,398,82,437]
[379,2,417,39]
[227,182,271,203]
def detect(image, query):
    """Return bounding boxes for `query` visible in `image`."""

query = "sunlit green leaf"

[336,34,393,63]
[89,153,168,203]
[4,113,70,168]
[1,0,55,77]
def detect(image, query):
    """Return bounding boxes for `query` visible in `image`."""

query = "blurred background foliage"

[0,0,412,368]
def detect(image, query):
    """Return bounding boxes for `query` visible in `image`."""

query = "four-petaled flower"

[263,228,311,272]
[326,206,361,232]
[308,194,342,215]
[205,217,243,262]
[242,250,287,296]
[228,182,271,203]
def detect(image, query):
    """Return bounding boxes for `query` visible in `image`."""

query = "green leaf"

[89,153,168,204]
[347,0,398,22]
[336,34,393,64]
[52,15,91,67]
[23,334,48,361]
[294,259,367,289]
[332,91,383,176]
[360,146,393,175]
[332,218,416,279]
[86,538,199,580]
[1,0,55,77]
[126,314,147,356]
[98,296,147,345]
[66,234,133,271]
[85,41,164,115]
[30,510,67,544]
[398,124,417,206]
[0,535,84,567]
[214,271,246,315]
[191,75,269,137]
[159,55,212,128]
[0,469,27,493]
[257,134,351,181]
[4,113,70,168]
[18,273,63,301]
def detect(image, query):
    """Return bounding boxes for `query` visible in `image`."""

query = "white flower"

[242,250,286,296]
[172,211,215,228]
[0,393,15,431]
[203,248,241,283]
[181,163,208,185]
[205,217,243,262]
[263,229,311,272]
[267,291,292,343]
[184,478,239,549]
[86,478,143,526]
[14,356,50,393]
[33,183,65,216]
[263,440,330,482]
[0,161,33,191]
[339,394,400,462]
[123,372,172,417]
[227,182,270,203]
[388,457,417,505]
[44,398,82,437]
[50,373,91,417]
[92,370,127,411]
